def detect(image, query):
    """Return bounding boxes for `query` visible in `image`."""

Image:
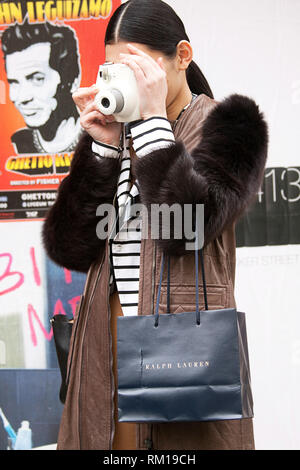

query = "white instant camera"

[94,62,141,123]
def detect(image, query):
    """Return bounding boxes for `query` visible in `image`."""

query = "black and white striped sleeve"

[91,139,120,160]
[130,117,175,157]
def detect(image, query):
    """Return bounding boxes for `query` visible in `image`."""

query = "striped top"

[92,117,175,316]
[91,96,197,316]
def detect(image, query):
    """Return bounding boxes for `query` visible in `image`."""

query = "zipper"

[71,238,109,448]
[108,268,115,449]
[78,254,105,449]
[77,246,107,449]
[148,240,157,449]
[77,188,118,449]
[108,190,118,449]
[150,241,157,316]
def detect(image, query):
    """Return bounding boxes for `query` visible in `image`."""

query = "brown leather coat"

[42,93,269,450]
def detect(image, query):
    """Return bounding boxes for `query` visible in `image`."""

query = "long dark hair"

[105,0,214,99]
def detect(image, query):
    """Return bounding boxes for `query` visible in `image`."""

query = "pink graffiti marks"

[53,299,67,316]
[28,304,53,346]
[28,279,80,348]
[64,268,72,284]
[30,246,41,286]
[28,299,70,347]
[0,253,25,296]
[0,248,81,348]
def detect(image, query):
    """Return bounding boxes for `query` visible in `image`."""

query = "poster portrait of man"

[1,19,82,154]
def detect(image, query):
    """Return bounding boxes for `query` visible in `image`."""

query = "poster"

[0,0,121,221]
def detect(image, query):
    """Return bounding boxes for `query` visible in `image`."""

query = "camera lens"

[101,97,110,109]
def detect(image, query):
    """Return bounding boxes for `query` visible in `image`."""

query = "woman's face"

[105,42,183,109]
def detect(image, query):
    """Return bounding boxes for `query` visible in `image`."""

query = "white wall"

[165,0,300,450]
[0,221,47,368]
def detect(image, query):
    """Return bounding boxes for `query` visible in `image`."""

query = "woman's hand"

[72,85,122,146]
[119,44,168,121]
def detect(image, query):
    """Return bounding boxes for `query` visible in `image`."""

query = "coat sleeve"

[132,94,269,256]
[41,132,120,273]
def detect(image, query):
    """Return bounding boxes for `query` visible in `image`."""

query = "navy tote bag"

[117,245,254,423]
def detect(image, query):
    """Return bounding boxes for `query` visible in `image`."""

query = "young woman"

[42,0,269,450]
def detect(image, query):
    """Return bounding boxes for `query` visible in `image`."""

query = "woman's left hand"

[119,44,168,121]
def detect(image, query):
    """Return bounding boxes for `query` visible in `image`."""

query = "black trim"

[132,127,173,141]
[129,116,170,130]
[118,290,139,294]
[119,303,139,307]
[119,167,130,176]
[135,138,175,153]
[117,178,131,187]
[117,190,131,199]
[114,265,140,269]
[111,252,141,257]
[93,139,119,151]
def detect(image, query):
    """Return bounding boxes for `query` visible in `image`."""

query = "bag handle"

[154,230,208,327]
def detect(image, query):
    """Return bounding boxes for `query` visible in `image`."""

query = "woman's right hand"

[72,85,122,147]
